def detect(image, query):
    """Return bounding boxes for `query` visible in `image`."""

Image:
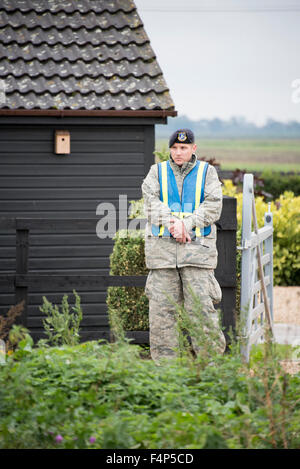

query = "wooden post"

[240,174,254,357]
[15,227,29,327]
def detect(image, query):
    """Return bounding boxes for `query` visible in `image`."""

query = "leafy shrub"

[128,198,145,219]
[0,325,299,449]
[154,145,169,162]
[8,324,30,350]
[272,192,300,285]
[222,180,300,286]
[38,290,83,347]
[261,170,300,199]
[106,230,149,331]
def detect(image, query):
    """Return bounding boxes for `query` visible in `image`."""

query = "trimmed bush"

[106,230,149,331]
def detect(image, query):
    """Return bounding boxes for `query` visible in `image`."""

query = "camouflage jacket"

[141,153,223,269]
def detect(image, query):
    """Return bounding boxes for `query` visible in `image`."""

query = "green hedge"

[261,171,300,200]
[106,230,149,331]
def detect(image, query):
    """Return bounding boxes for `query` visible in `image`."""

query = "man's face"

[170,142,197,166]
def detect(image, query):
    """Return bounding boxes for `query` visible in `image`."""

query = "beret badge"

[177,131,187,142]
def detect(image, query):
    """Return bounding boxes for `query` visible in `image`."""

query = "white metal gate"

[239,174,274,362]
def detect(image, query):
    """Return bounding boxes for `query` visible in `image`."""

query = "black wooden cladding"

[0,125,153,220]
[0,120,154,344]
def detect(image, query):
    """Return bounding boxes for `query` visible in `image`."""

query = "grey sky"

[135,0,300,125]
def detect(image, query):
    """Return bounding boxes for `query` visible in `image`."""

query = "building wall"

[0,118,155,339]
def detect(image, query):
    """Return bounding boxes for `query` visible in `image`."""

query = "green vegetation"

[38,290,83,347]
[261,171,300,198]
[0,303,299,449]
[106,229,149,331]
[221,162,300,172]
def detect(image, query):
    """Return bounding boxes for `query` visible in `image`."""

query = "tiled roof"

[0,0,175,112]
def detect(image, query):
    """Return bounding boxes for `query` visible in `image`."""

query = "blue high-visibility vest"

[152,160,211,238]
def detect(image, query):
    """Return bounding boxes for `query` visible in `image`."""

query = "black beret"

[169,128,195,148]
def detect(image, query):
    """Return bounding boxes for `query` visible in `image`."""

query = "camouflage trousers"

[145,267,226,363]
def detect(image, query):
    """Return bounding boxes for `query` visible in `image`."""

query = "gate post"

[240,174,253,361]
[239,175,274,362]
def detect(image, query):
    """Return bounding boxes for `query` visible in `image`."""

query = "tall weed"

[38,290,83,347]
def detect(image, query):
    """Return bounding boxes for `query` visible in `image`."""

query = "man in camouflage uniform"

[142,129,226,363]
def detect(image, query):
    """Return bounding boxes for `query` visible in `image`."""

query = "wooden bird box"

[55,130,70,154]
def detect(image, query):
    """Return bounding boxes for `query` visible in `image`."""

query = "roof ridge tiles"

[0,0,136,15]
[0,7,136,14]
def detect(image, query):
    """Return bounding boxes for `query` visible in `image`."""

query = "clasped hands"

[169,217,191,244]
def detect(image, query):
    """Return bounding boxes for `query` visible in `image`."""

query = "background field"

[155,138,300,172]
